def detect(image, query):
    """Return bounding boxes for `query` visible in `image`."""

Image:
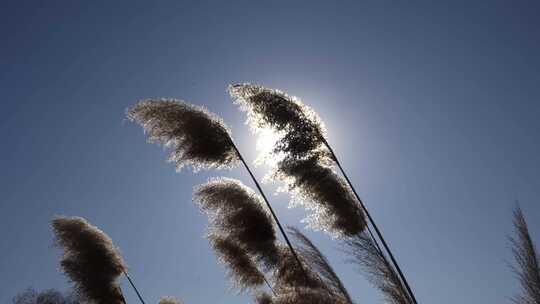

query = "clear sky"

[1,1,540,303]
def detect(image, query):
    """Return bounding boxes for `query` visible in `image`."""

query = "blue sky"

[1,1,539,303]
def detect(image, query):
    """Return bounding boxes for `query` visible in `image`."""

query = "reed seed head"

[272,287,348,304]
[159,296,183,304]
[13,289,81,304]
[51,216,127,304]
[275,158,366,237]
[127,99,239,171]
[194,177,280,266]
[209,233,266,290]
[228,83,330,162]
[343,233,412,304]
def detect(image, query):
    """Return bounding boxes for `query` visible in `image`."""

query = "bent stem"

[321,137,418,304]
[124,271,146,304]
[229,140,310,284]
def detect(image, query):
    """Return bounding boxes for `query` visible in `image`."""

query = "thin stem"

[123,271,146,304]
[119,287,128,304]
[263,275,277,297]
[229,140,310,283]
[321,138,418,304]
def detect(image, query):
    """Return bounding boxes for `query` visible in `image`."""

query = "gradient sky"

[2,1,540,303]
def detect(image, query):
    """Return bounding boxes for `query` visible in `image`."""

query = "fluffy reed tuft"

[272,245,325,292]
[127,99,239,171]
[274,157,366,236]
[194,177,280,266]
[228,83,330,162]
[343,233,411,304]
[510,206,540,304]
[288,227,353,303]
[271,287,349,304]
[13,289,80,304]
[158,296,183,304]
[51,216,127,304]
[208,233,266,290]
[229,84,366,237]
[254,292,274,304]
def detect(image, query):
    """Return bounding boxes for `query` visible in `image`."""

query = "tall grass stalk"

[321,137,418,304]
[229,141,309,279]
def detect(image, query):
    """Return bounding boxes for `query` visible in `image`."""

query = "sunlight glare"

[254,128,284,167]
[256,128,281,154]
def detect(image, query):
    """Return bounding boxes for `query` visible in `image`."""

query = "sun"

[256,128,281,153]
[254,128,285,167]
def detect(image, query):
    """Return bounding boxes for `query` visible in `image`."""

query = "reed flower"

[272,245,325,291]
[288,227,352,303]
[209,233,266,290]
[343,233,411,304]
[271,287,349,304]
[158,296,183,304]
[510,206,540,304]
[274,157,365,236]
[13,289,80,304]
[194,177,280,266]
[228,83,330,162]
[127,99,239,171]
[254,292,274,304]
[229,84,366,237]
[51,216,127,304]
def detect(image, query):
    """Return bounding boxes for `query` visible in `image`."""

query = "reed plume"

[208,233,267,290]
[228,84,330,162]
[260,245,343,304]
[272,245,326,291]
[270,287,349,304]
[13,288,80,304]
[510,206,540,304]
[194,177,280,266]
[343,233,412,304]
[275,157,365,236]
[158,296,183,304]
[194,178,332,297]
[127,99,239,171]
[288,227,353,303]
[255,292,274,304]
[229,83,365,237]
[51,216,127,304]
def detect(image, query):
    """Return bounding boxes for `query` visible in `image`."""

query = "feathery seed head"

[209,233,266,290]
[228,83,330,161]
[510,206,540,304]
[51,216,127,304]
[274,158,366,237]
[254,292,274,304]
[158,296,183,304]
[13,288,81,304]
[230,83,366,237]
[272,287,348,304]
[344,233,412,304]
[194,178,280,266]
[273,245,325,291]
[289,227,353,303]
[127,99,239,171]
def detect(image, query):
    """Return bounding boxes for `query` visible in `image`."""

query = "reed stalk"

[124,271,147,304]
[321,137,418,304]
[229,140,310,283]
